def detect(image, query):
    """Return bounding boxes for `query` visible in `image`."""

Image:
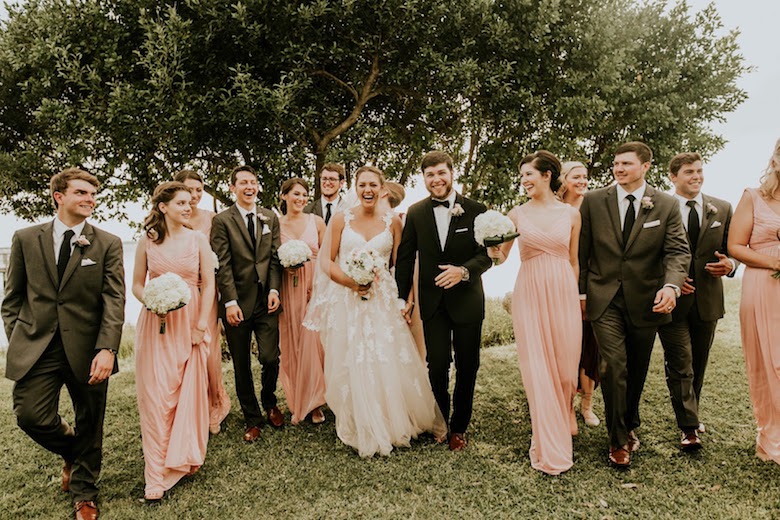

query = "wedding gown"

[305,210,446,457]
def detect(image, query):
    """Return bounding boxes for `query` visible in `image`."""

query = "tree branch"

[311,69,359,102]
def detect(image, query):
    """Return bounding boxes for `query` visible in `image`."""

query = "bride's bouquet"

[344,247,382,300]
[278,240,312,287]
[143,272,191,334]
[474,210,519,264]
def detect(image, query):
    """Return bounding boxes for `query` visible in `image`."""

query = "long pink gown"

[510,205,581,475]
[191,216,231,430]
[739,188,780,463]
[135,232,209,498]
[279,214,327,424]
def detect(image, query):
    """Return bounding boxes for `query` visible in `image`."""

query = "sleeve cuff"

[225,300,238,308]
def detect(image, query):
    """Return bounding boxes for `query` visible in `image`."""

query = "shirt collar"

[321,195,340,208]
[432,190,457,207]
[616,182,646,203]
[673,191,703,208]
[53,217,86,240]
[236,204,256,219]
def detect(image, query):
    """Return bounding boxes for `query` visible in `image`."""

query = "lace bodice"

[338,210,394,271]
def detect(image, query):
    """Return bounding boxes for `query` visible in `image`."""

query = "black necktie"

[325,202,332,225]
[58,229,75,284]
[431,199,450,208]
[246,213,256,250]
[622,194,636,249]
[687,200,700,255]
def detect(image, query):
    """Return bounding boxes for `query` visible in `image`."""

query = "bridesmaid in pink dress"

[489,151,582,475]
[132,182,216,502]
[278,178,327,424]
[174,169,231,435]
[728,139,780,464]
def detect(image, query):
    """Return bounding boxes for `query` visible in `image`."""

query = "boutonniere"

[75,235,90,247]
[706,202,718,215]
[449,203,464,217]
[257,213,270,223]
[640,196,654,210]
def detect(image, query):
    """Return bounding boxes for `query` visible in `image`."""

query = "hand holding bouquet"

[474,210,519,264]
[344,247,382,300]
[143,272,191,334]
[278,240,312,287]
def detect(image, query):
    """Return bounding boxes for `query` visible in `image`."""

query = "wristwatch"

[105,348,118,356]
[460,266,470,282]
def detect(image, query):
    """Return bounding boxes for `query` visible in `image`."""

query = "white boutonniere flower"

[706,202,718,215]
[257,213,270,223]
[75,235,90,247]
[450,203,464,217]
[640,196,654,210]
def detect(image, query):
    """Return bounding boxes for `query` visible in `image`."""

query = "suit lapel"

[230,205,255,253]
[625,185,653,251]
[698,194,713,251]
[442,193,463,253]
[423,198,444,255]
[59,223,92,290]
[38,221,59,288]
[604,186,622,246]
[255,206,266,257]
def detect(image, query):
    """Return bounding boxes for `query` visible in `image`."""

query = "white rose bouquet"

[143,272,191,334]
[474,210,519,264]
[278,240,312,287]
[344,247,382,300]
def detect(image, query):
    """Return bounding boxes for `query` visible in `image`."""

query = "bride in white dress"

[305,166,446,457]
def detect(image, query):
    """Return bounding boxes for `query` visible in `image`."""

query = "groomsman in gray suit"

[304,163,346,224]
[2,168,125,520]
[579,142,690,468]
[658,153,737,444]
[211,165,283,442]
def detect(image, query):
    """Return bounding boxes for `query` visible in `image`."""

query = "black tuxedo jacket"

[396,193,492,323]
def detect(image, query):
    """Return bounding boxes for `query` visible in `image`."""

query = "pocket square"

[643,220,661,228]
[261,224,271,235]
[80,258,97,267]
[455,228,469,233]
[710,221,722,228]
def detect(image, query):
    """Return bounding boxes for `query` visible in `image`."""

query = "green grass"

[1,278,779,518]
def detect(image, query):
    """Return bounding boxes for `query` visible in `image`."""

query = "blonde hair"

[383,181,406,209]
[557,161,588,199]
[759,138,780,199]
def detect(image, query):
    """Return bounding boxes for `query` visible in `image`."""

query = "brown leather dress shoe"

[266,406,284,428]
[243,425,261,442]
[681,430,702,451]
[74,500,99,520]
[627,430,640,452]
[62,459,73,492]
[609,446,631,467]
[449,432,467,452]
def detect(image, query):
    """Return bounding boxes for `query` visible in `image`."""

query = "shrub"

[481,294,515,348]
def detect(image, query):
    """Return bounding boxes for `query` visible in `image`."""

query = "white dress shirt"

[320,195,342,215]
[616,182,646,230]
[53,217,86,258]
[432,190,457,250]
[673,192,703,230]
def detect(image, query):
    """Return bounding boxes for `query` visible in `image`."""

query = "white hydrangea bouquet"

[278,239,312,287]
[143,272,191,334]
[344,247,383,300]
[474,210,519,264]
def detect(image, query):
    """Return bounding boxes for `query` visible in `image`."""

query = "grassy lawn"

[1,279,779,519]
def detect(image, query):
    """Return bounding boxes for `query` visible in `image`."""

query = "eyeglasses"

[321,177,341,184]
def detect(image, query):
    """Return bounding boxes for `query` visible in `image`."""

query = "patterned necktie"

[325,202,332,225]
[687,200,700,254]
[622,194,636,249]
[247,213,256,250]
[58,229,75,284]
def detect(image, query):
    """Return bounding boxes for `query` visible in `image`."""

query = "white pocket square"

[710,221,722,228]
[643,220,661,228]
[455,228,469,233]
[80,258,97,267]
[261,224,271,235]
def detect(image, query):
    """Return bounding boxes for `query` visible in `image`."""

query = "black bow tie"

[431,199,450,208]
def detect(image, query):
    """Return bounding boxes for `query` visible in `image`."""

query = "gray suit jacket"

[303,199,323,218]
[579,184,691,327]
[210,204,281,315]
[2,221,125,382]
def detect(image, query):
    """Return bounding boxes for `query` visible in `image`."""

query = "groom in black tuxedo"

[396,151,492,451]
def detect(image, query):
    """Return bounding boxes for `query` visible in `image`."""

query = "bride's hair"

[279,177,310,215]
[354,165,385,185]
[759,138,780,199]
[144,181,190,244]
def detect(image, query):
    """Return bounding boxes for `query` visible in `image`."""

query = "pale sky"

[0,0,777,302]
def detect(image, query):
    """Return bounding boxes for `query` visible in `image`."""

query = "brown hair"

[668,152,702,176]
[615,141,653,164]
[230,165,257,186]
[143,181,190,244]
[384,181,406,209]
[354,165,385,185]
[519,150,563,193]
[173,169,204,184]
[421,151,454,173]
[759,138,780,199]
[50,168,100,209]
[320,163,346,181]
[279,177,310,215]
